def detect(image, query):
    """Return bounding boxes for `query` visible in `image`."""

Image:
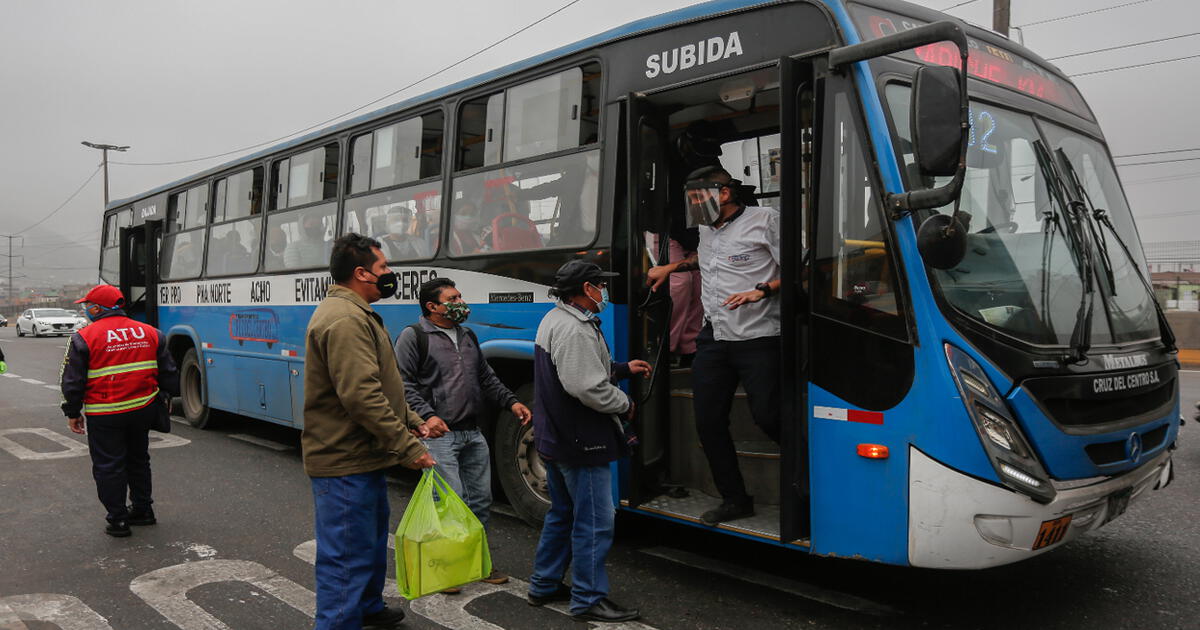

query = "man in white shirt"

[647,166,781,525]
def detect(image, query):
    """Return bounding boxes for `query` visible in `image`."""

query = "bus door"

[626,93,672,506]
[118,220,160,328]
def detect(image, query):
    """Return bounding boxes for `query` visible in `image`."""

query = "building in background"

[1148,241,1200,311]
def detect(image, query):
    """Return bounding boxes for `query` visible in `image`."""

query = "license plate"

[1102,487,1133,525]
[1032,515,1072,550]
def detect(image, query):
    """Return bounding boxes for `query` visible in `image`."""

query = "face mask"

[387,218,410,236]
[684,182,725,228]
[365,269,398,299]
[442,301,471,324]
[588,284,610,314]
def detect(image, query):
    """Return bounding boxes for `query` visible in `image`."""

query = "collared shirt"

[697,205,782,341]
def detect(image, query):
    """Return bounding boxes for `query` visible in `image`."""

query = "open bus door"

[625,93,672,506]
[779,56,815,543]
[118,220,160,328]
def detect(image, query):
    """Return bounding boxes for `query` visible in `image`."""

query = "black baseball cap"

[553,260,618,290]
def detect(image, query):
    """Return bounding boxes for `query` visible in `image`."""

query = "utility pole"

[81,141,130,206]
[993,0,1011,38]
[0,235,23,315]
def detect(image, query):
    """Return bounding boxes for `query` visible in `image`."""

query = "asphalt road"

[0,325,1197,630]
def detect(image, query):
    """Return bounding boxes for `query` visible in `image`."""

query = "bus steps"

[624,494,806,546]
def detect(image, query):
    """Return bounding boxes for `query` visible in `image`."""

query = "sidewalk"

[1180,349,1200,369]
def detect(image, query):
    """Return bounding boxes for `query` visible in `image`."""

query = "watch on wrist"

[755,282,773,297]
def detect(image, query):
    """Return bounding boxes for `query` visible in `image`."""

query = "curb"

[1179,349,1200,370]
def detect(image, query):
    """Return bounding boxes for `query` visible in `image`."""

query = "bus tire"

[494,383,550,526]
[180,348,217,429]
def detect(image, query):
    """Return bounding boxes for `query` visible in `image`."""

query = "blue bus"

[101,0,1179,568]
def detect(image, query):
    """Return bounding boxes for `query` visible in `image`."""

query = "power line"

[13,165,103,235]
[941,0,981,11]
[1069,52,1200,77]
[1114,147,1200,159]
[1138,210,1197,220]
[1047,32,1200,61]
[1116,155,1200,167]
[1016,0,1156,28]
[113,0,587,168]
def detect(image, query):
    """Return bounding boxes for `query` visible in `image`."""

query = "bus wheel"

[494,383,550,526]
[180,348,216,429]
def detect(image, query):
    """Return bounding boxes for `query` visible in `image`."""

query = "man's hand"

[511,402,533,426]
[628,359,653,379]
[723,289,766,310]
[407,452,437,469]
[68,417,86,435]
[646,264,673,291]
[421,416,450,439]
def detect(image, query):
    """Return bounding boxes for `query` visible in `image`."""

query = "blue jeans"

[311,471,389,630]
[422,428,492,527]
[528,461,615,614]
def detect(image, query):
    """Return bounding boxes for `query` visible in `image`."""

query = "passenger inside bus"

[265,226,287,271]
[377,206,429,261]
[284,211,330,268]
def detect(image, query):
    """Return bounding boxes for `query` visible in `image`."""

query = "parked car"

[0,313,7,327]
[15,308,86,337]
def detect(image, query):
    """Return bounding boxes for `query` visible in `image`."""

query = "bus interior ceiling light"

[943,343,1056,504]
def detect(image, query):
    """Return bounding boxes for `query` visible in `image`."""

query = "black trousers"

[86,401,157,522]
[691,325,781,504]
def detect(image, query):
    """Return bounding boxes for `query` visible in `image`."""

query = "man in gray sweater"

[394,277,532,590]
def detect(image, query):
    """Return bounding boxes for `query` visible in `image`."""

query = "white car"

[15,308,86,337]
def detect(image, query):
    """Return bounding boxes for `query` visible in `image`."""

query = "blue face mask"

[588,284,610,314]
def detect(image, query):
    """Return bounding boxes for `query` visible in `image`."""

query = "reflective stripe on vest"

[83,389,159,414]
[86,359,158,379]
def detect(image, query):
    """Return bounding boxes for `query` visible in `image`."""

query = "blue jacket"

[532,301,632,467]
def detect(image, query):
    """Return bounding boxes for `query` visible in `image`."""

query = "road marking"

[149,433,192,449]
[229,434,291,451]
[639,546,901,616]
[130,558,315,629]
[45,384,60,390]
[0,593,113,629]
[294,538,401,599]
[20,378,44,385]
[0,428,89,460]
[1,372,19,378]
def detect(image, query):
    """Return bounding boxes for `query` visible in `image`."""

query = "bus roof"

[107,0,1071,211]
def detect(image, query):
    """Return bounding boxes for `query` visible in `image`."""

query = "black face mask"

[365,269,398,299]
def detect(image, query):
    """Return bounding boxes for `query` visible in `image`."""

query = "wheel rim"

[514,420,551,505]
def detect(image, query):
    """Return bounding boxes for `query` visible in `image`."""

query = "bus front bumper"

[908,446,1173,569]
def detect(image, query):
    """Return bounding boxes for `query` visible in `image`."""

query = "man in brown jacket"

[303,233,435,630]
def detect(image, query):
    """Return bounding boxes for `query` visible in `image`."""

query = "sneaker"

[362,606,405,629]
[128,508,156,526]
[481,571,509,585]
[105,520,131,537]
[700,501,754,526]
[528,583,571,607]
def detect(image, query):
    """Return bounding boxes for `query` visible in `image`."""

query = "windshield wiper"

[1055,148,1178,354]
[1033,140,1094,364]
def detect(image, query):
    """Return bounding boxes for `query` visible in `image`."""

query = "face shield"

[684,181,726,228]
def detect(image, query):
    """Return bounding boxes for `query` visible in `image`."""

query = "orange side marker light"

[857,444,890,459]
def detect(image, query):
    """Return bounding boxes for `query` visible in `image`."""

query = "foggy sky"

[1,0,1196,288]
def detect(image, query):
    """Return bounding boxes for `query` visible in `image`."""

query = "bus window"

[161,230,207,281]
[206,219,261,277]
[168,191,187,233]
[213,167,264,223]
[349,133,372,195]
[168,183,210,233]
[720,133,782,209]
[271,144,339,210]
[503,67,583,162]
[350,112,444,193]
[264,202,337,272]
[813,91,906,338]
[343,183,441,263]
[101,213,123,283]
[458,93,505,170]
[448,149,598,255]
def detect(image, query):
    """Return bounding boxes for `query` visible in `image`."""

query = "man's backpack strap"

[405,323,429,368]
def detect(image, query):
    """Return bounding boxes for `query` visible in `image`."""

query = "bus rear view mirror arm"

[828,21,970,215]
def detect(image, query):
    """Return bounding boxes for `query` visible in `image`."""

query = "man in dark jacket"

[60,284,179,537]
[527,260,650,623]
[393,276,532,590]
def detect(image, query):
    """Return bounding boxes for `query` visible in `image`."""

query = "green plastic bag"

[394,468,491,599]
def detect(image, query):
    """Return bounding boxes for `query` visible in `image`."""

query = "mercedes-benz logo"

[1126,432,1143,464]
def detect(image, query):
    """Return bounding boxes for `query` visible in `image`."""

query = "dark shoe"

[572,598,639,623]
[700,501,754,525]
[528,583,571,607]
[481,570,509,585]
[128,509,156,526]
[105,520,131,537]
[441,587,462,594]
[362,606,405,629]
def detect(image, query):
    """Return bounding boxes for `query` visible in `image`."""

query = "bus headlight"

[944,343,1055,504]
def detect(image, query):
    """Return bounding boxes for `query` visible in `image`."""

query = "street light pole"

[81,141,130,207]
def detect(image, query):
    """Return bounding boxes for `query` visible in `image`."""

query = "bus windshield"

[884,85,1157,347]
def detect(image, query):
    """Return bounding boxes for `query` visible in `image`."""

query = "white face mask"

[387,218,410,236]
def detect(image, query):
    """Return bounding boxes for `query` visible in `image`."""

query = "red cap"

[75,284,125,308]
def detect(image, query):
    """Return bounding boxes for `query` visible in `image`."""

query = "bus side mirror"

[911,65,962,177]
